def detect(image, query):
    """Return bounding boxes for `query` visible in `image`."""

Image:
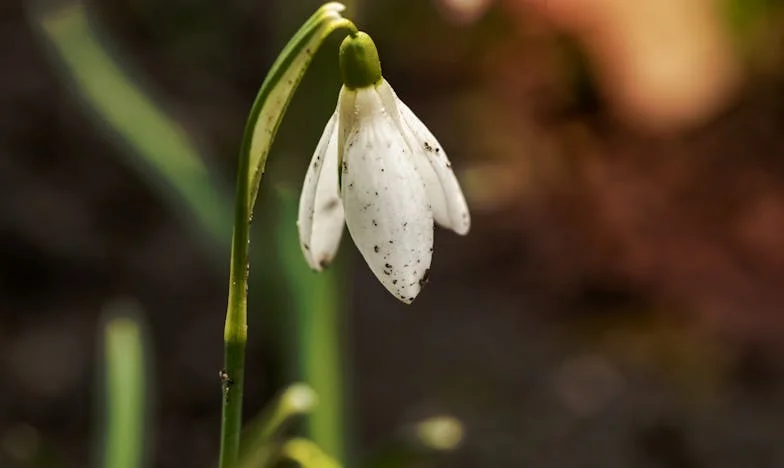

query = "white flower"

[297,32,470,304]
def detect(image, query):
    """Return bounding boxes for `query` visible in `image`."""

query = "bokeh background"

[3,0,784,466]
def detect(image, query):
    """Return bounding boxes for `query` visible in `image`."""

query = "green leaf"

[280,438,343,468]
[238,383,318,468]
[36,3,231,249]
[276,188,345,463]
[102,302,148,468]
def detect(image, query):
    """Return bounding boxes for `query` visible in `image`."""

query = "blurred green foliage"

[37,2,232,254]
[102,303,147,468]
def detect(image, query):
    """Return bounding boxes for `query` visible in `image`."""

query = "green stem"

[218,4,358,468]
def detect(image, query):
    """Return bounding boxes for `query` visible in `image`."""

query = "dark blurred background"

[3,0,784,466]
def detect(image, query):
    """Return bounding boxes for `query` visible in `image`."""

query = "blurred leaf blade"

[277,187,346,463]
[280,438,343,468]
[102,304,147,468]
[238,383,319,468]
[35,1,231,249]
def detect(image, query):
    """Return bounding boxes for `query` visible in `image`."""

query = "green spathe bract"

[339,32,383,89]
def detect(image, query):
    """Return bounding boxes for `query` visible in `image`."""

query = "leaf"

[101,301,148,468]
[36,3,231,250]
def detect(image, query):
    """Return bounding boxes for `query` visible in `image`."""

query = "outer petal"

[377,80,471,235]
[341,87,434,303]
[297,111,345,270]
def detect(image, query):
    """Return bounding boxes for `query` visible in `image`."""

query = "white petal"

[377,80,471,235]
[341,87,434,303]
[297,111,345,270]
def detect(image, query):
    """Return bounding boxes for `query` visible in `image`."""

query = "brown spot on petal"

[323,198,339,212]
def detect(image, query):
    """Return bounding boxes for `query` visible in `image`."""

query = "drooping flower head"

[298,31,470,303]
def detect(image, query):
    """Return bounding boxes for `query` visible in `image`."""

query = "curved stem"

[218,4,357,468]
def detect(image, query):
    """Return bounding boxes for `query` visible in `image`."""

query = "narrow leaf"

[36,2,231,249]
[102,302,148,468]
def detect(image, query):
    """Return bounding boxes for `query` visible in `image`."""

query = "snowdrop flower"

[297,32,470,303]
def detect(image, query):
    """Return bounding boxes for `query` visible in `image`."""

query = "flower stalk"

[222,1,471,465]
[219,4,357,468]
